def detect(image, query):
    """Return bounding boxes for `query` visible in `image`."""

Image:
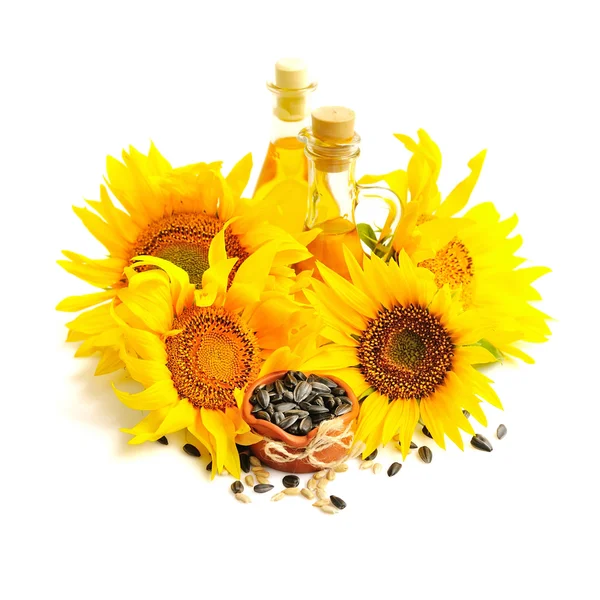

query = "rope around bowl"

[261,417,355,470]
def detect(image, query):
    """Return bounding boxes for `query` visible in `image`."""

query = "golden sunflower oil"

[252,58,316,233]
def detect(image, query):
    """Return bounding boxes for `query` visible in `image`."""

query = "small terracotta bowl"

[242,371,359,473]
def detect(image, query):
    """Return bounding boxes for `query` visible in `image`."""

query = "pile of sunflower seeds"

[249,371,352,435]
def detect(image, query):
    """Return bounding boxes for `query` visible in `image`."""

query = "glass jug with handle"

[295,106,402,280]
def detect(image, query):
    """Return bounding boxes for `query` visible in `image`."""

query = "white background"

[1,1,598,598]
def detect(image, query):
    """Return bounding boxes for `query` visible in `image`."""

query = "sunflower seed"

[249,396,258,406]
[372,462,383,475]
[313,397,325,407]
[422,425,433,439]
[231,481,244,494]
[275,402,297,413]
[206,461,212,471]
[317,478,328,490]
[311,413,333,424]
[471,434,493,452]
[240,454,251,473]
[271,491,286,502]
[294,371,307,381]
[284,372,298,387]
[298,415,313,435]
[275,379,285,396]
[279,415,299,430]
[312,499,329,507]
[183,444,201,457]
[320,505,338,514]
[335,403,353,417]
[307,404,330,414]
[364,449,378,461]
[360,460,373,470]
[387,462,402,477]
[273,412,284,426]
[244,475,254,487]
[326,469,336,481]
[283,390,294,401]
[325,398,336,411]
[234,493,251,504]
[249,456,261,467]
[301,488,315,500]
[256,475,270,485]
[284,487,301,496]
[253,468,270,478]
[497,424,507,439]
[254,484,274,493]
[255,410,271,421]
[307,478,317,491]
[316,489,328,500]
[310,381,331,394]
[330,495,346,510]
[334,463,349,473]
[251,404,264,414]
[294,381,312,403]
[314,470,327,479]
[410,441,418,449]
[463,409,471,418]
[285,409,309,418]
[157,436,168,445]
[283,475,300,488]
[418,446,433,463]
[257,389,270,409]
[317,375,337,388]
[287,423,301,435]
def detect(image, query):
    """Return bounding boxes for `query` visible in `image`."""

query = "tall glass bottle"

[253,58,317,233]
[296,106,401,280]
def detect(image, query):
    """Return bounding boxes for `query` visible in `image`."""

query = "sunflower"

[57,144,317,371]
[112,226,319,478]
[360,129,551,362]
[302,247,501,458]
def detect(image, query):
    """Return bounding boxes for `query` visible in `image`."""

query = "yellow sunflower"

[302,247,501,458]
[112,226,318,478]
[57,144,316,372]
[361,129,551,362]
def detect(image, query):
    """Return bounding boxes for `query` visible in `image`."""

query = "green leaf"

[475,338,504,362]
[357,223,378,251]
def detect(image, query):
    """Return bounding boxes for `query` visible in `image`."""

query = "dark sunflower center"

[166,306,261,410]
[131,213,249,287]
[387,329,427,369]
[356,304,454,401]
[418,237,473,290]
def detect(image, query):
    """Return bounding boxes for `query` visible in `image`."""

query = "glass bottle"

[296,106,401,280]
[252,58,317,233]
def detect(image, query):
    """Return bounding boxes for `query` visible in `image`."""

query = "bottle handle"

[353,183,403,258]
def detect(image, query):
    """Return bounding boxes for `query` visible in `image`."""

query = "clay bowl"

[242,371,359,473]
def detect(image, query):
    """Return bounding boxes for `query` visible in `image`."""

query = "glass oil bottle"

[252,58,317,233]
[296,106,401,280]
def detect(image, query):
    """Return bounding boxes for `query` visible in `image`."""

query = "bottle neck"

[268,81,316,143]
[299,127,362,229]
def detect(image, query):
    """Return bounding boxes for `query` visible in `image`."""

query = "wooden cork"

[275,58,309,89]
[312,106,355,142]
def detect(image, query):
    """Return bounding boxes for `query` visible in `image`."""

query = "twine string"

[262,418,355,470]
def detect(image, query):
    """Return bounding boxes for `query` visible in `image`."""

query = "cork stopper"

[275,58,309,90]
[312,106,355,143]
[271,58,313,122]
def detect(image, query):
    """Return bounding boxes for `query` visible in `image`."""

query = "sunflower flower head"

[303,246,502,458]
[112,226,319,479]
[361,130,551,362]
[57,144,316,370]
